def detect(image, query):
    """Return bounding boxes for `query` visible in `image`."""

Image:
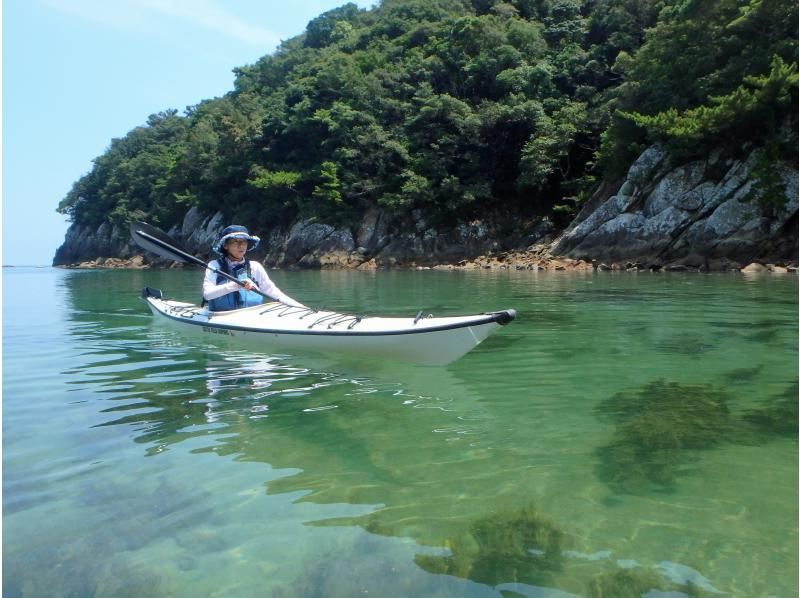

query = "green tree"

[56,0,798,243]
[598,0,798,176]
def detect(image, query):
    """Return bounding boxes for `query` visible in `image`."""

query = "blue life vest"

[208,259,263,311]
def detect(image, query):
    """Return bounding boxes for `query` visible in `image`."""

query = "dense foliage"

[57,0,798,235]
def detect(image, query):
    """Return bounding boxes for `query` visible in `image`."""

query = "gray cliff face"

[260,209,524,269]
[551,146,798,266]
[53,221,135,265]
[53,146,798,269]
[52,205,526,268]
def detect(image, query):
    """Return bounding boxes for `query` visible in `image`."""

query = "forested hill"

[56,0,798,265]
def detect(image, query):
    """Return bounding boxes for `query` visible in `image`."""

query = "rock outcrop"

[551,146,798,268]
[53,221,133,265]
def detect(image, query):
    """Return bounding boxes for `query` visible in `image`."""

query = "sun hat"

[212,225,261,255]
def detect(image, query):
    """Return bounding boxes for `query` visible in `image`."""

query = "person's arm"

[202,260,240,301]
[250,263,306,308]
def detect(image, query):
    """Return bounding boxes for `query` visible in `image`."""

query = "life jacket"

[207,258,264,312]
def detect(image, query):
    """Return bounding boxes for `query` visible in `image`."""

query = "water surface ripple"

[3,268,797,597]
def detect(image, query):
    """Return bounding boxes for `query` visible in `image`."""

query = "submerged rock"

[594,380,739,493]
[741,382,799,439]
[586,565,717,598]
[414,503,566,586]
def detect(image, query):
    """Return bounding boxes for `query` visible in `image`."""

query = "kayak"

[141,287,516,365]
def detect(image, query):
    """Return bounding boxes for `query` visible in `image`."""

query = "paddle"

[129,221,273,301]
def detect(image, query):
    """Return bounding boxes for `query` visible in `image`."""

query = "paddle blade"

[130,221,276,302]
[129,222,205,268]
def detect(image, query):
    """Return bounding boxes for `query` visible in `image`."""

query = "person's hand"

[241,278,255,291]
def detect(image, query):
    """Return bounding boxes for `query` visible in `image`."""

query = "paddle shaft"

[132,227,271,301]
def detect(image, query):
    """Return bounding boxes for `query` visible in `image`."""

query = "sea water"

[3,266,797,596]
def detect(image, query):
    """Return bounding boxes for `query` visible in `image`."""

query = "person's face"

[224,238,248,260]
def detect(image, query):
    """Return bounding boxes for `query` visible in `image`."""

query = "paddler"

[203,225,305,311]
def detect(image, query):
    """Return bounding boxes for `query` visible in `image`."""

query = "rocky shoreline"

[60,248,797,274]
[53,143,798,276]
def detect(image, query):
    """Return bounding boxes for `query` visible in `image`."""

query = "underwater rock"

[586,566,716,598]
[654,332,716,356]
[742,381,799,438]
[586,568,668,598]
[594,380,739,493]
[721,366,763,384]
[414,504,566,587]
[656,560,722,593]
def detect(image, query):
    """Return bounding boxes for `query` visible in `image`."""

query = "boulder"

[185,211,224,255]
[283,221,336,264]
[356,208,390,255]
[741,262,770,273]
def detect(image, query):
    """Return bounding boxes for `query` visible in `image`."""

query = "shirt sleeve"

[249,262,306,308]
[202,260,239,301]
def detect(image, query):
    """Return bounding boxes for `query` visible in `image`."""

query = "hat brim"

[213,232,261,254]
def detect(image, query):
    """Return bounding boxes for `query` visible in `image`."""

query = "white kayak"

[141,287,516,365]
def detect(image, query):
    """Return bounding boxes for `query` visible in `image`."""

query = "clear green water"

[3,267,797,597]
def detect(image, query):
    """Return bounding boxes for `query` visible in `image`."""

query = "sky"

[3,0,375,266]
